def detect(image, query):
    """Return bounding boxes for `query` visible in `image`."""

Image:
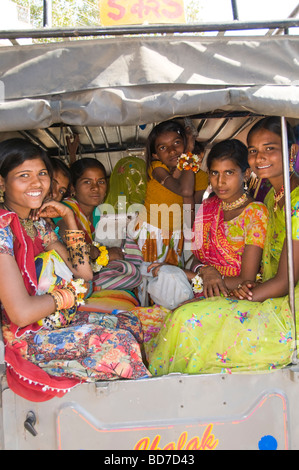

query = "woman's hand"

[200,266,229,298]
[107,247,124,261]
[38,200,78,232]
[230,280,256,300]
[38,200,74,220]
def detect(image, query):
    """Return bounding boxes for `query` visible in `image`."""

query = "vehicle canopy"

[0,20,299,159]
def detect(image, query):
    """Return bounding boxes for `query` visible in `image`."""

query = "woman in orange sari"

[132,120,208,268]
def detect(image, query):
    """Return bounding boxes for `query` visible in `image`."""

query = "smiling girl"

[0,139,148,400]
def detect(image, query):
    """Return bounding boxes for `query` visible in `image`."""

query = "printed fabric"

[0,209,149,402]
[192,195,268,277]
[132,161,208,266]
[62,197,100,244]
[147,187,299,376]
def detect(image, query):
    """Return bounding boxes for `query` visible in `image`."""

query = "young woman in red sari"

[132,139,269,355]
[149,138,269,299]
[0,139,149,402]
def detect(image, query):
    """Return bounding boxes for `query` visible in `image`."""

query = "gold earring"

[0,189,4,204]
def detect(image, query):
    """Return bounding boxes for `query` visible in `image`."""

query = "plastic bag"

[141,263,193,310]
[35,250,77,330]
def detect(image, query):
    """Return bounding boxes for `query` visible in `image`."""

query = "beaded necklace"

[221,192,248,211]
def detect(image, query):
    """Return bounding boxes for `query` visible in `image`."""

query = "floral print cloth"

[0,213,149,394]
[24,310,148,381]
[224,201,268,255]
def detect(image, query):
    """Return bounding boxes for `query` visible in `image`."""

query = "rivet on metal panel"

[95,382,109,396]
[289,370,299,383]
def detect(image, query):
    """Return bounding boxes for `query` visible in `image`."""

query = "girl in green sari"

[148,116,299,376]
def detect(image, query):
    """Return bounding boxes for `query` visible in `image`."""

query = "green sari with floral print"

[147,187,299,376]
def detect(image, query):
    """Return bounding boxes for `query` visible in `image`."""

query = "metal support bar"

[43,0,52,28]
[231,0,239,20]
[0,19,298,39]
[281,117,297,364]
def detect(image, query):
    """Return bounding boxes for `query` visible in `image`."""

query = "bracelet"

[65,230,85,246]
[49,287,76,311]
[92,242,109,273]
[192,263,206,274]
[177,152,201,173]
[160,174,171,186]
[67,242,90,268]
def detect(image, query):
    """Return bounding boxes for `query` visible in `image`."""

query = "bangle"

[191,274,203,294]
[92,242,109,273]
[39,280,88,330]
[177,152,201,173]
[65,230,90,267]
[192,263,206,274]
[160,174,171,186]
[65,230,85,246]
[49,287,76,311]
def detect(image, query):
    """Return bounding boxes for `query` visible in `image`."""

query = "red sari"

[0,209,80,401]
[192,195,242,277]
[0,209,148,402]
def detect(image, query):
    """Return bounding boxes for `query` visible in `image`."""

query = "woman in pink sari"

[149,139,269,298]
[133,139,269,352]
[190,139,268,297]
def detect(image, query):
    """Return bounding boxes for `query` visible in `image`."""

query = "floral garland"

[92,241,109,272]
[191,274,203,294]
[70,278,88,306]
[177,152,201,173]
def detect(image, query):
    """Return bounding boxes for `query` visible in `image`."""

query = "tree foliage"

[11,0,100,28]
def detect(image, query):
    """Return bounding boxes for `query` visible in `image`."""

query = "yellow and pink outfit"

[133,161,208,267]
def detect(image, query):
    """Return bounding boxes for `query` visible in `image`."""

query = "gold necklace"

[221,193,248,211]
[273,185,284,212]
[19,218,36,239]
[273,172,295,212]
[3,204,36,239]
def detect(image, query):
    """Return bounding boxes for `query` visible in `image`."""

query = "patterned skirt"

[24,310,149,381]
[147,291,299,376]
